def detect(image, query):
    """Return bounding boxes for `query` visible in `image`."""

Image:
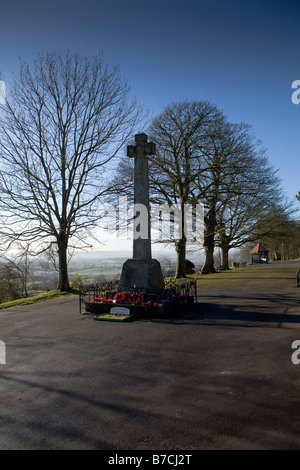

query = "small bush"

[69,273,84,290]
[0,266,23,303]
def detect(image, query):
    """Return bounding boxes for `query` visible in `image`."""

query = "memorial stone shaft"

[119,133,164,292]
[127,133,155,260]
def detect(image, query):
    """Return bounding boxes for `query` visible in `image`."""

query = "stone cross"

[127,133,155,261]
[119,133,164,292]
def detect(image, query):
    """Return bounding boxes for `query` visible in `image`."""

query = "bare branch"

[0,51,144,289]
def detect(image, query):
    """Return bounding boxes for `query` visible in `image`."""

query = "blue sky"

[1,0,300,211]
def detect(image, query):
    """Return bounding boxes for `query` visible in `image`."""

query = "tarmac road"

[1,261,300,450]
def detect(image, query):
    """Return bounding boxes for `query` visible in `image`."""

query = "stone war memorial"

[119,133,165,292]
[79,134,197,321]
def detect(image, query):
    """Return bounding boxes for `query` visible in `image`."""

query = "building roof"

[250,243,268,254]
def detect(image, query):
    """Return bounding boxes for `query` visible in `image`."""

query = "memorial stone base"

[119,258,165,292]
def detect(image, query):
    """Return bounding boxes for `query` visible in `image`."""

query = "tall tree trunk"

[219,225,230,270]
[201,244,215,274]
[57,235,70,291]
[175,236,186,278]
[200,208,216,274]
[221,244,230,270]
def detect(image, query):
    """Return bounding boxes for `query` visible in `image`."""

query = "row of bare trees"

[0,51,297,292]
[144,101,292,276]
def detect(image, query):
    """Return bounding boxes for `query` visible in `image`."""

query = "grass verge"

[0,289,78,310]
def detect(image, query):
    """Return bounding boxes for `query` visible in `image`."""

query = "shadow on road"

[148,300,300,328]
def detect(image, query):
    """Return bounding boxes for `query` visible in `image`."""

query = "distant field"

[67,256,178,281]
[68,258,126,279]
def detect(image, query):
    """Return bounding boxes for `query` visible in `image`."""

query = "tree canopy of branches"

[148,100,222,277]
[0,51,143,290]
[146,100,287,275]
[253,205,300,261]
[195,121,283,272]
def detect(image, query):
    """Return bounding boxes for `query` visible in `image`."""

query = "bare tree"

[253,204,300,261]
[193,115,233,274]
[197,122,282,271]
[0,51,143,290]
[216,180,287,270]
[3,243,33,297]
[148,100,222,278]
[194,121,283,273]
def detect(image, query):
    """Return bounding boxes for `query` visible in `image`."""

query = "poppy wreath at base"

[92,292,192,308]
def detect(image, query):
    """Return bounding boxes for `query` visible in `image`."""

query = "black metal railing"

[79,278,197,317]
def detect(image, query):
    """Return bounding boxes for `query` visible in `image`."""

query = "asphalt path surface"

[1,261,300,450]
